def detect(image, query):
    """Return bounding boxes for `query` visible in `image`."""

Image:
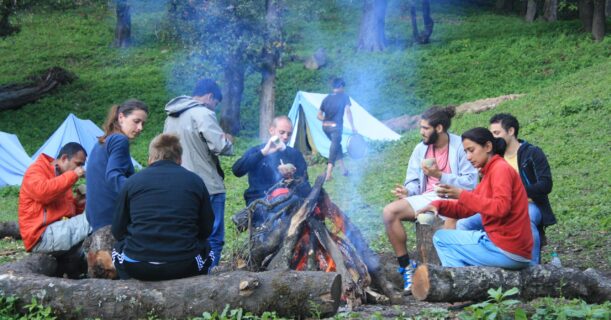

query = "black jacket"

[112,160,214,262]
[517,140,556,227]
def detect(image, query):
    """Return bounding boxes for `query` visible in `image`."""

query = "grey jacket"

[163,96,234,195]
[404,133,478,196]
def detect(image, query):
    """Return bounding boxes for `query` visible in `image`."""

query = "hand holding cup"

[277,160,296,179]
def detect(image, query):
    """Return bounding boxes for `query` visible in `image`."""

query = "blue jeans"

[433,229,530,270]
[456,203,541,265]
[209,193,226,267]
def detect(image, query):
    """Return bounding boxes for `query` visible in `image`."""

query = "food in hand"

[76,184,86,196]
[422,158,436,168]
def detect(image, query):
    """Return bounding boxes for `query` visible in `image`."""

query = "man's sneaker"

[398,260,417,292]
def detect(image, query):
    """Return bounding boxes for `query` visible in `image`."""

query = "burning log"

[412,264,611,304]
[0,254,342,319]
[233,174,399,307]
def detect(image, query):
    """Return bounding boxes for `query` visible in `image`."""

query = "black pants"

[323,125,343,165]
[112,247,213,281]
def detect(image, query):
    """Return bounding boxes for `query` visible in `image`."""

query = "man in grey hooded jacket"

[163,78,234,267]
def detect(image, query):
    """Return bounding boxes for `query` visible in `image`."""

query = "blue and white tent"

[287,91,401,158]
[0,132,33,186]
[32,113,142,169]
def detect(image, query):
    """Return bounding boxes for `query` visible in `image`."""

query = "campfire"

[232,175,393,307]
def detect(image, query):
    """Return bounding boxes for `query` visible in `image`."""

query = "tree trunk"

[0,0,18,37]
[607,0,611,16]
[0,67,77,111]
[592,0,606,41]
[0,254,342,319]
[357,0,387,52]
[82,225,118,279]
[0,221,20,239]
[415,219,444,266]
[412,264,611,304]
[259,0,281,141]
[114,0,131,48]
[409,0,434,44]
[543,0,558,21]
[580,0,594,32]
[220,56,245,135]
[525,0,538,22]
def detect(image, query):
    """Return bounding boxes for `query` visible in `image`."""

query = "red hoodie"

[432,155,533,259]
[18,154,84,251]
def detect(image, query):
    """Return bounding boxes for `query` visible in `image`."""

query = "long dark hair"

[98,99,148,144]
[421,106,456,132]
[461,127,506,157]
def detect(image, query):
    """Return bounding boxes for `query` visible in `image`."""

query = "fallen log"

[0,254,342,319]
[0,221,20,239]
[0,67,77,111]
[412,264,611,304]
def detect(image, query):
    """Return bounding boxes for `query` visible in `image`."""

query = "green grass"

[0,0,609,269]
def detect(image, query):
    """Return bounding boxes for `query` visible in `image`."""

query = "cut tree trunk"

[592,0,606,41]
[415,218,444,266]
[114,0,131,48]
[220,55,245,135]
[0,67,77,111]
[357,0,387,51]
[412,264,611,304]
[543,0,558,21]
[525,0,537,22]
[580,0,594,32]
[0,221,20,239]
[0,254,342,319]
[82,225,117,279]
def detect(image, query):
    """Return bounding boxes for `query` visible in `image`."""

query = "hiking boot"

[398,260,417,292]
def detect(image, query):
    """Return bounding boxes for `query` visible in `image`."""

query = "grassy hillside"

[0,1,609,271]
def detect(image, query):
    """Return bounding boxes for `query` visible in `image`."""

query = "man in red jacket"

[19,142,90,254]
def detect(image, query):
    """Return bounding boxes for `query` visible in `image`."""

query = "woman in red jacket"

[418,127,532,269]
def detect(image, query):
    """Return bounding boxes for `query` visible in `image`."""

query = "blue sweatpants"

[456,203,541,265]
[433,229,530,270]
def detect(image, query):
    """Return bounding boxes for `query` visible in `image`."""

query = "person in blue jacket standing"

[86,99,148,232]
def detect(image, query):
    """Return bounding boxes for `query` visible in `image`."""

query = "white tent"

[0,132,33,186]
[287,91,400,158]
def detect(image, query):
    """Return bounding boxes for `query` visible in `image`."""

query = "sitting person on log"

[418,127,533,269]
[382,106,478,292]
[232,115,310,206]
[18,142,90,254]
[456,113,556,265]
[111,133,215,280]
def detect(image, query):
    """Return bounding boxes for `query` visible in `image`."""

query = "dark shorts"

[112,247,213,281]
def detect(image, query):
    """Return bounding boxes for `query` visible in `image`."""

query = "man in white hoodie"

[163,78,234,268]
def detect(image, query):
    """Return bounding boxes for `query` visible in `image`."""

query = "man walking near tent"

[317,77,356,181]
[382,106,478,292]
[232,116,310,205]
[456,113,556,265]
[18,142,90,255]
[163,78,233,268]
